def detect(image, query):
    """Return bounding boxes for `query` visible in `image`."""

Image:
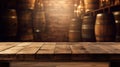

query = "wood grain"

[70,44,87,54]
[0,42,119,61]
[37,43,56,54]
[11,62,109,67]
[0,42,18,52]
[55,43,71,54]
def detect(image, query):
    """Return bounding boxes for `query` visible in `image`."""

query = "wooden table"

[0,42,120,67]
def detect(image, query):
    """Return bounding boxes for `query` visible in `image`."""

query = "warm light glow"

[74,10,77,13]
[74,10,79,17]
[74,4,77,7]
[41,3,43,7]
[78,5,81,8]
[103,0,105,1]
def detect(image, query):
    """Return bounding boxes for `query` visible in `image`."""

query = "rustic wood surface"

[0,42,119,61]
[11,62,109,67]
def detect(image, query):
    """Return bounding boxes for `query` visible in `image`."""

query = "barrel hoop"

[82,34,95,38]
[96,35,115,37]
[8,16,17,19]
[82,25,94,29]
[69,30,80,32]
[95,23,115,25]
[70,24,80,26]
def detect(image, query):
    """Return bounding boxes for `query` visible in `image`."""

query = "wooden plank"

[17,43,43,54]
[0,42,32,60]
[70,44,91,61]
[70,44,87,54]
[56,62,109,67]
[55,43,71,54]
[16,42,32,47]
[105,45,120,54]
[36,43,56,61]
[54,43,71,61]
[83,44,108,54]
[0,42,14,46]
[0,42,32,54]
[0,42,19,52]
[97,45,120,54]
[27,42,44,47]
[111,44,120,50]
[37,43,56,54]
[44,42,57,44]
[70,44,108,61]
[11,62,109,67]
[0,47,24,54]
[16,43,44,60]
[92,42,115,45]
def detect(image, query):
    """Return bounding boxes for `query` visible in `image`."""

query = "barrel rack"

[85,4,120,16]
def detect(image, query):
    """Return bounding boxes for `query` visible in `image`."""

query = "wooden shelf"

[85,4,120,15]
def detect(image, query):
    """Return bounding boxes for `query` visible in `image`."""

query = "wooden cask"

[17,10,34,41]
[82,15,96,42]
[16,0,35,10]
[0,9,17,41]
[95,13,116,42]
[114,0,120,5]
[84,0,99,12]
[113,11,120,42]
[69,19,81,42]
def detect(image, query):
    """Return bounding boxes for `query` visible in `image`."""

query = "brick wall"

[40,0,74,42]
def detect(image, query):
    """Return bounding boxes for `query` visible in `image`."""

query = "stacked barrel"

[84,0,99,13]
[82,15,96,42]
[0,0,119,42]
[69,0,120,42]
[113,11,120,41]
[16,0,35,41]
[69,18,81,42]
[99,0,120,7]
[0,0,17,41]
[95,13,116,42]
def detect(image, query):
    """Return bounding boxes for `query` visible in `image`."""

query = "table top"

[0,42,120,62]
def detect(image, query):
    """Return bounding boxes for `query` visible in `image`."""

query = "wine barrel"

[0,9,17,41]
[113,11,120,42]
[84,0,99,12]
[95,13,116,42]
[69,19,81,42]
[17,10,34,41]
[16,0,35,10]
[82,15,96,42]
